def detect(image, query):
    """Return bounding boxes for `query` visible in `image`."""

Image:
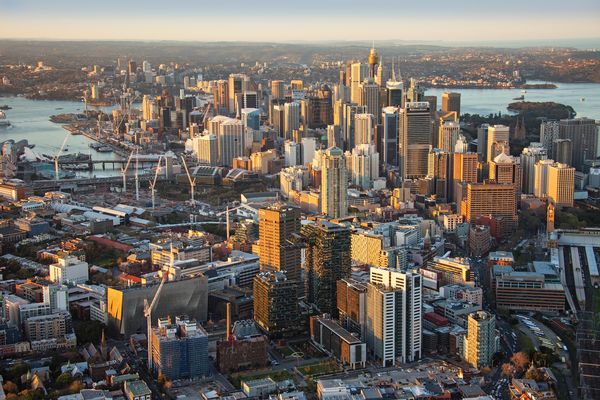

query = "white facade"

[284,140,299,167]
[486,125,510,163]
[438,121,460,153]
[354,113,374,146]
[521,143,548,194]
[349,144,380,190]
[49,256,89,285]
[301,137,316,166]
[193,134,218,166]
[42,285,69,313]
[279,166,308,199]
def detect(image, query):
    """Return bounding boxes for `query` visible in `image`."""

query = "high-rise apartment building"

[258,205,301,283]
[465,311,497,368]
[193,134,218,166]
[461,182,517,237]
[552,139,573,166]
[441,92,461,117]
[428,149,450,201]
[228,74,247,114]
[337,278,368,337]
[212,80,229,115]
[349,144,380,190]
[533,159,556,198]
[301,220,351,316]
[253,271,299,336]
[151,316,208,380]
[321,147,348,219]
[284,102,300,139]
[520,143,548,194]
[271,80,285,100]
[209,116,246,167]
[350,63,369,104]
[477,124,489,160]
[366,267,422,366]
[359,79,380,121]
[489,153,522,197]
[486,125,510,163]
[540,120,559,156]
[399,102,432,179]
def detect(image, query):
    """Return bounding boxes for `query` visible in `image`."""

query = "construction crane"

[145,273,167,372]
[180,156,196,206]
[54,132,71,181]
[134,147,140,201]
[120,149,135,193]
[149,155,164,209]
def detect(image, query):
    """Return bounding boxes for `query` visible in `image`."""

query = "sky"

[1,0,599,43]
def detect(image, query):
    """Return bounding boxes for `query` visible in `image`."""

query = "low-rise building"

[310,316,366,369]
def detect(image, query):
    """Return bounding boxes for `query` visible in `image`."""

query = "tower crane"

[180,156,197,206]
[145,273,167,372]
[120,149,135,193]
[54,132,71,181]
[135,147,140,201]
[149,155,164,209]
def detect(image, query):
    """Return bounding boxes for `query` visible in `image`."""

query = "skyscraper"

[258,204,302,283]
[271,80,285,100]
[193,134,217,166]
[359,79,380,121]
[253,271,299,336]
[399,102,432,179]
[559,118,598,170]
[366,267,422,366]
[452,152,479,203]
[321,147,348,219]
[284,102,300,139]
[272,103,285,138]
[534,159,556,198]
[301,219,351,317]
[520,143,548,194]
[438,121,460,153]
[540,120,559,155]
[354,113,374,146]
[349,144,380,190]
[552,139,573,166]
[489,153,522,197]
[461,182,517,237]
[486,125,510,163]
[441,92,461,117]
[208,116,245,167]
[546,163,575,207]
[351,63,369,104]
[228,74,247,114]
[465,311,497,368]
[477,124,489,161]
[381,106,399,167]
[428,149,450,201]
[342,104,366,151]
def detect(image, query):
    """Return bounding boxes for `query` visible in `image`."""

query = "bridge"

[42,158,165,171]
[31,174,168,191]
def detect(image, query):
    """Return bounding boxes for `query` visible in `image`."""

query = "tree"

[501,362,515,377]
[55,372,73,389]
[511,352,530,371]
[524,366,545,381]
[8,362,29,381]
[74,320,104,345]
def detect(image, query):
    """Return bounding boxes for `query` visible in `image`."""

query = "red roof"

[424,312,449,326]
[88,235,133,252]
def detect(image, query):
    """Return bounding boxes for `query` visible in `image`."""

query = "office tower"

[242,91,258,109]
[354,113,374,146]
[321,147,348,219]
[258,204,301,283]
[272,103,285,138]
[438,121,460,153]
[520,143,548,194]
[455,134,469,154]
[307,85,333,129]
[547,163,575,207]
[465,311,497,368]
[127,60,137,75]
[284,102,300,139]
[552,139,573,166]
[386,81,403,108]
[253,271,299,336]
[337,278,368,337]
[461,182,517,237]
[209,116,245,167]
[349,144,380,190]
[193,134,218,166]
[359,79,380,120]
[342,104,366,151]
[486,125,510,163]
[228,74,247,114]
[141,95,155,120]
[477,124,489,160]
[351,63,369,103]
[213,80,229,115]
[381,107,399,167]
[366,267,422,366]
[150,316,209,379]
[534,159,555,198]
[424,95,437,116]
[301,220,351,316]
[428,149,450,201]
[540,120,559,155]
[405,78,424,103]
[271,80,285,100]
[399,102,433,179]
[241,108,260,131]
[559,118,598,170]
[452,152,479,201]
[489,153,522,197]
[284,141,299,167]
[442,92,461,117]
[291,80,303,90]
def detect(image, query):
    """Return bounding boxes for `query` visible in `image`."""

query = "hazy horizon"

[1,0,599,44]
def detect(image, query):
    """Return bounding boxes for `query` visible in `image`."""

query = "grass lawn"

[229,370,294,388]
[296,360,341,377]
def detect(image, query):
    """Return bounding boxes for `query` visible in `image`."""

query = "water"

[0,96,122,177]
[426,82,600,120]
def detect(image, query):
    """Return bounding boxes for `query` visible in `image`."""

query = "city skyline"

[1,0,600,43]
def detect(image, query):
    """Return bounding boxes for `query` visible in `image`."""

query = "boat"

[0,111,11,128]
[521,90,527,94]
[513,95,525,101]
[63,147,69,152]
[581,97,586,102]
[0,105,11,110]
[96,146,113,153]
